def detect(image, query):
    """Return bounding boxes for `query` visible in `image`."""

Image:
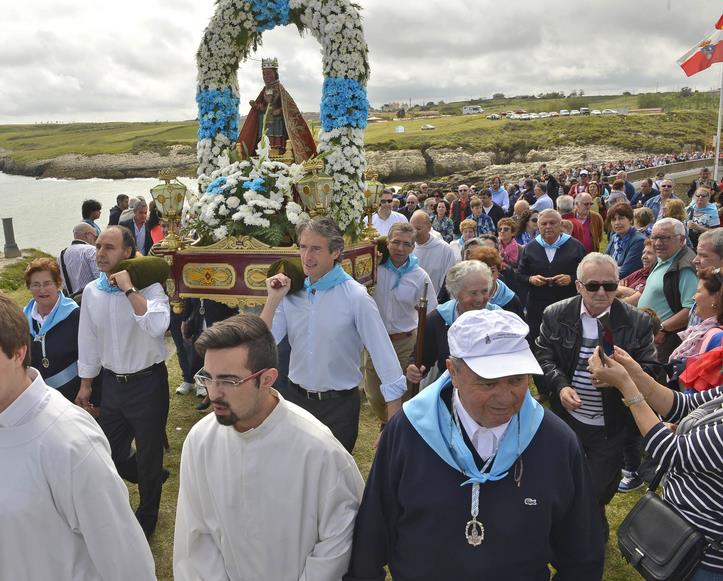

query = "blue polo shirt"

[638,249,697,322]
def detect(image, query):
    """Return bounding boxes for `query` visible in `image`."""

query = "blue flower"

[207,176,229,195]
[320,77,369,132]
[196,88,240,141]
[243,178,267,192]
[249,0,289,32]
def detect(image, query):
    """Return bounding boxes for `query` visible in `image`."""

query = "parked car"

[549,111,560,117]
[590,109,602,116]
[570,109,581,116]
[486,113,501,120]
[602,109,618,115]
[560,109,570,116]
[580,107,590,115]
[529,113,540,119]
[420,124,436,130]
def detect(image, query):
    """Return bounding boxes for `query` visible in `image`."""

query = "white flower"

[213,225,229,240]
[226,195,241,209]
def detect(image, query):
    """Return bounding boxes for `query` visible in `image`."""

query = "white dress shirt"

[78,282,170,377]
[453,389,510,460]
[373,265,438,334]
[271,279,407,400]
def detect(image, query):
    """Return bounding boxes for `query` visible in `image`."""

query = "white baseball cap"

[448,310,543,378]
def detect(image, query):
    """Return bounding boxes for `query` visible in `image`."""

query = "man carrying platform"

[344,309,604,581]
[261,216,406,452]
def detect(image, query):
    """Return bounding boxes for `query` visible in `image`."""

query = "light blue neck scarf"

[95,272,124,293]
[535,233,571,249]
[381,255,419,289]
[304,264,352,298]
[437,299,500,326]
[404,371,544,487]
[24,293,79,338]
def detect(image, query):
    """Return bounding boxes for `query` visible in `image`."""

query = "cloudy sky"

[1,0,721,124]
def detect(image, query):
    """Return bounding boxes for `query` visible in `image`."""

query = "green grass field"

[0,90,718,168]
[1,252,646,580]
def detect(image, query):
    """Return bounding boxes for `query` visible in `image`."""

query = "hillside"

[0,90,718,179]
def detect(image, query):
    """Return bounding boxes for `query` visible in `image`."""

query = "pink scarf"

[670,317,722,361]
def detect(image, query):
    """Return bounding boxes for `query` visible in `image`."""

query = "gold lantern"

[361,169,384,240]
[297,157,334,217]
[149,168,189,251]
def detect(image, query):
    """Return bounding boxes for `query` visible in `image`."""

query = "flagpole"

[715,63,723,182]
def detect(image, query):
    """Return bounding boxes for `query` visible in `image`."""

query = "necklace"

[451,402,491,547]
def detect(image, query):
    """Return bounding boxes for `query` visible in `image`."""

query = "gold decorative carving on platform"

[166,278,177,299]
[244,264,270,290]
[341,259,353,276]
[180,236,299,255]
[354,254,373,279]
[163,255,174,267]
[178,293,267,311]
[183,264,237,290]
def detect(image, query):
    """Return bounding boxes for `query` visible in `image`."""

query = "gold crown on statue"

[261,58,279,69]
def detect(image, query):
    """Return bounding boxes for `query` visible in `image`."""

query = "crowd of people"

[1,164,723,581]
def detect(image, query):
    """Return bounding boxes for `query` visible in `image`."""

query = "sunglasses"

[580,281,618,292]
[379,199,393,204]
[530,217,538,222]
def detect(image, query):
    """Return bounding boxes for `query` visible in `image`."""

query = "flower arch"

[195,0,370,234]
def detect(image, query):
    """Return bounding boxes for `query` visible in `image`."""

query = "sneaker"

[618,472,645,493]
[176,382,194,395]
[196,384,207,398]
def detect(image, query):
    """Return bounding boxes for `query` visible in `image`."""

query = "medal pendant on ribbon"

[42,357,50,369]
[465,518,484,546]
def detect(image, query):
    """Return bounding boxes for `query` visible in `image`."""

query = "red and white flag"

[678,15,723,77]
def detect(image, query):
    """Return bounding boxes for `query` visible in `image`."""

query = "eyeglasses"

[651,235,679,242]
[388,239,413,248]
[379,199,393,204]
[193,368,269,389]
[29,281,57,290]
[530,217,538,222]
[695,193,710,198]
[580,281,618,292]
[660,185,673,189]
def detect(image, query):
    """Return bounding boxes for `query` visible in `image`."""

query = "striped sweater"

[643,386,723,571]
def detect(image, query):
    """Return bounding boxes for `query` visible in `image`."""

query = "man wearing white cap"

[344,310,604,581]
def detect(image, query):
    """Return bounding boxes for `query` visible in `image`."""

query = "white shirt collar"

[453,389,510,460]
[0,368,49,428]
[580,300,612,320]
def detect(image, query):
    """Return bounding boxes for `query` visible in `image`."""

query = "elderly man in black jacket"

[536,252,664,539]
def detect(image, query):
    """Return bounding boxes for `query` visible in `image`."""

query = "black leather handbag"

[617,480,707,581]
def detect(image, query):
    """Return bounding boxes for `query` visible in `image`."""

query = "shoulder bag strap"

[59,248,74,296]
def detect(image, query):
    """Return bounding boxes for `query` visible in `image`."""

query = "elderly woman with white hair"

[406,260,500,384]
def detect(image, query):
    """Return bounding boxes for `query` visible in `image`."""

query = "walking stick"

[408,282,429,397]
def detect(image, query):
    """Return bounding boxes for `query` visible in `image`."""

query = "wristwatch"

[124,287,138,297]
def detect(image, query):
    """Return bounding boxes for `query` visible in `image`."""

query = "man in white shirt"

[59,222,100,296]
[410,209,458,296]
[364,222,438,423]
[261,217,406,452]
[76,225,171,537]
[372,188,408,236]
[174,314,365,581]
[0,295,156,581]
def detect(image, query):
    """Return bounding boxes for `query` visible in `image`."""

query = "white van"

[462,105,483,115]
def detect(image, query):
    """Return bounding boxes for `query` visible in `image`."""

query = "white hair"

[653,217,685,237]
[556,195,574,213]
[445,261,492,298]
[576,252,619,281]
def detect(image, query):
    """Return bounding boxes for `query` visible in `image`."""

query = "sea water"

[0,172,198,255]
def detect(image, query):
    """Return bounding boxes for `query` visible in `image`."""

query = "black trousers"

[99,363,169,536]
[169,311,194,383]
[565,414,627,510]
[279,382,360,453]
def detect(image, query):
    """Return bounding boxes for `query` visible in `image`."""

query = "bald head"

[73,222,97,243]
[410,210,432,244]
[513,200,530,217]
